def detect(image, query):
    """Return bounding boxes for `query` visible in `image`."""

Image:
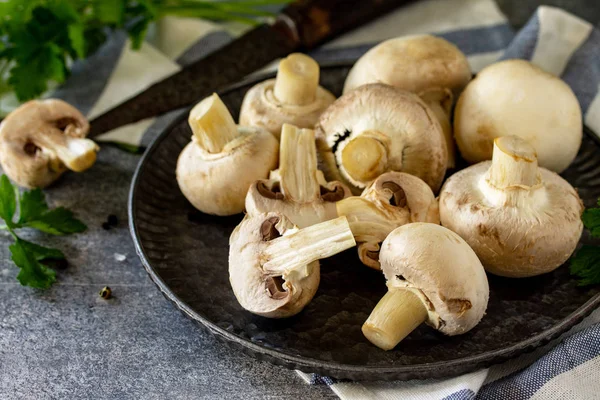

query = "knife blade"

[89,0,415,137]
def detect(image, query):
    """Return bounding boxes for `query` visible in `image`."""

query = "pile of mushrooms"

[169,36,586,351]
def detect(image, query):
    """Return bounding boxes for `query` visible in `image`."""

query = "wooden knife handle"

[277,0,416,49]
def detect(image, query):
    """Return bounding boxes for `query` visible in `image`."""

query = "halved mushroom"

[337,172,439,269]
[0,99,98,188]
[246,123,350,228]
[239,53,336,139]
[177,93,279,216]
[362,223,489,350]
[315,83,447,194]
[229,212,356,318]
[454,59,582,173]
[343,35,472,168]
[439,135,584,277]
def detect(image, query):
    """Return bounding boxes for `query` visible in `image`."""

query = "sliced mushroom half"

[337,172,439,269]
[246,123,350,228]
[229,212,356,318]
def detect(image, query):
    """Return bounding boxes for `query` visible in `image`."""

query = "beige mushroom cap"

[315,84,447,194]
[439,136,584,277]
[454,59,582,173]
[239,54,335,139]
[338,171,439,269]
[0,99,98,188]
[343,35,471,96]
[177,127,278,216]
[380,223,489,335]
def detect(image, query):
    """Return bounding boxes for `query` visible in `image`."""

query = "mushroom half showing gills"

[239,53,336,139]
[454,59,582,173]
[315,83,448,195]
[229,213,356,318]
[439,136,584,278]
[176,93,279,216]
[343,35,472,169]
[245,124,351,228]
[362,223,489,351]
[0,99,98,188]
[336,172,439,270]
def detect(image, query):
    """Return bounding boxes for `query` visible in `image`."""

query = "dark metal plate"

[129,63,600,381]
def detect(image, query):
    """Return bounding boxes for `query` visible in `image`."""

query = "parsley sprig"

[0,0,288,102]
[570,198,600,286]
[0,175,86,288]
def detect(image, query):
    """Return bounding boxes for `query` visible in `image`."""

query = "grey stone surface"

[1,1,598,399]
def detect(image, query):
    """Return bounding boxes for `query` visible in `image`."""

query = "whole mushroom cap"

[379,223,489,335]
[439,148,584,277]
[316,84,447,193]
[0,99,97,188]
[454,59,582,173]
[343,35,471,96]
[177,127,278,216]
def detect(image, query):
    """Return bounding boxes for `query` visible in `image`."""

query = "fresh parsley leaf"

[19,239,65,261]
[23,207,87,235]
[582,204,600,238]
[0,175,16,225]
[10,238,57,289]
[18,188,48,223]
[68,23,86,59]
[570,245,600,286]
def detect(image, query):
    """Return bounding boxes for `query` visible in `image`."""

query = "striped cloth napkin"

[46,0,600,399]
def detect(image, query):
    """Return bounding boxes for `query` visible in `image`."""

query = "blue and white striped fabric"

[42,0,600,398]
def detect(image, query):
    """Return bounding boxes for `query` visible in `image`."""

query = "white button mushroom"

[315,83,447,194]
[454,59,582,173]
[239,53,336,139]
[343,35,472,168]
[0,99,98,188]
[439,135,584,278]
[176,93,279,216]
[362,223,489,350]
[245,123,350,228]
[336,172,439,270]
[229,212,356,318]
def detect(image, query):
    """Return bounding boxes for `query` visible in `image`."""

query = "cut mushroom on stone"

[362,223,489,350]
[454,59,582,173]
[343,35,472,168]
[336,172,439,270]
[315,83,447,194]
[177,93,279,216]
[0,99,98,188]
[239,53,336,139]
[229,212,356,318]
[245,123,350,228]
[439,135,584,278]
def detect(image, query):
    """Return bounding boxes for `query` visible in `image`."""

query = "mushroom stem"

[341,134,388,183]
[262,216,356,275]
[36,135,98,172]
[487,136,540,189]
[188,93,239,153]
[336,197,404,243]
[274,53,319,105]
[362,288,428,350]
[279,124,320,203]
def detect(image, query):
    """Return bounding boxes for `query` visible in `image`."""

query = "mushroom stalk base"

[341,134,388,183]
[36,135,98,172]
[362,289,428,350]
[262,216,356,275]
[337,197,403,243]
[487,136,540,188]
[279,124,320,203]
[274,54,319,106]
[189,93,239,153]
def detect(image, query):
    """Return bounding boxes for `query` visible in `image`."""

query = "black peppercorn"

[108,214,118,226]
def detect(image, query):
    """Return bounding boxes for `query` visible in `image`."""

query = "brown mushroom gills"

[362,288,428,351]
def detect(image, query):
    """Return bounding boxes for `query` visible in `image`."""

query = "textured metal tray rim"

[129,62,600,380]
